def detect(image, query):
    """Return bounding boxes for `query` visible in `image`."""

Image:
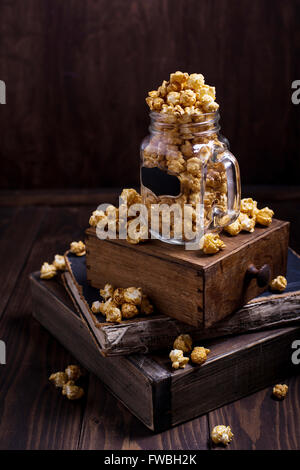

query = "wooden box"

[85,219,289,327]
[64,249,300,356]
[30,273,300,432]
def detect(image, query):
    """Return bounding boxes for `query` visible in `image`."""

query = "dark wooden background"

[0,0,300,191]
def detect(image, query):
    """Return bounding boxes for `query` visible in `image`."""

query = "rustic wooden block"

[63,249,300,356]
[30,273,300,432]
[85,219,290,327]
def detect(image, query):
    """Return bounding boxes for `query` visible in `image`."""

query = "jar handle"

[212,150,241,228]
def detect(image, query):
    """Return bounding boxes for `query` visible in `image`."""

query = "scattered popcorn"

[91,300,102,314]
[169,349,190,370]
[269,275,287,292]
[191,346,210,365]
[53,254,66,271]
[224,218,242,236]
[272,384,288,400]
[256,207,274,227]
[62,381,84,400]
[238,212,256,233]
[173,334,193,353]
[112,287,125,305]
[240,198,258,218]
[202,233,225,254]
[123,287,142,306]
[89,209,106,227]
[120,188,142,206]
[211,425,234,446]
[140,295,154,315]
[65,365,83,382]
[100,283,114,301]
[49,371,68,388]
[40,262,57,279]
[121,303,139,319]
[105,305,122,323]
[70,241,86,256]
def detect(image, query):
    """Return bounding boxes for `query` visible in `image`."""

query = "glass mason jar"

[140,111,241,245]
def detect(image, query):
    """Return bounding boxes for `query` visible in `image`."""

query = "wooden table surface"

[0,188,300,450]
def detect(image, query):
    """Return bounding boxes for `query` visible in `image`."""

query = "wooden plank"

[0,206,93,449]
[0,206,45,319]
[208,374,300,450]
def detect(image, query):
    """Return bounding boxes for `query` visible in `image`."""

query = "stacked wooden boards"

[63,249,300,356]
[30,273,300,431]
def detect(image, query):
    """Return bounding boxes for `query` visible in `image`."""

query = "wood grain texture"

[0,206,93,449]
[208,374,300,450]
[0,1,300,190]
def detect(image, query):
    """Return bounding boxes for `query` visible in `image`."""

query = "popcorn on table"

[173,334,193,353]
[40,262,57,280]
[211,425,234,446]
[272,384,288,400]
[169,349,190,370]
[70,240,86,256]
[224,197,274,236]
[62,381,84,400]
[191,347,210,365]
[202,233,225,255]
[65,365,83,382]
[269,275,287,293]
[53,254,66,271]
[49,371,68,388]
[93,283,154,323]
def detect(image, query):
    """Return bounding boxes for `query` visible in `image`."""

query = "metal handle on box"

[247,263,271,287]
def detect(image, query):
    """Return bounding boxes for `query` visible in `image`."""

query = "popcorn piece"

[202,233,225,254]
[211,425,234,446]
[123,287,142,306]
[100,298,122,323]
[111,290,127,308]
[173,334,193,353]
[186,73,205,91]
[140,294,154,315]
[40,262,57,279]
[169,349,190,370]
[201,94,219,112]
[62,381,84,400]
[256,207,274,227]
[240,198,258,218]
[89,209,106,227]
[105,306,122,323]
[91,301,103,314]
[166,91,180,106]
[100,283,114,301]
[49,371,68,388]
[191,346,210,365]
[269,275,287,292]
[70,241,86,256]
[180,89,196,107]
[53,254,66,271]
[120,188,142,206]
[186,157,201,177]
[224,218,242,236]
[239,212,256,233]
[65,365,83,382]
[121,303,139,319]
[272,384,288,400]
[170,71,189,85]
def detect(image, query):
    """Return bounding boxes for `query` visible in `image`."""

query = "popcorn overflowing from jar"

[141,71,241,244]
